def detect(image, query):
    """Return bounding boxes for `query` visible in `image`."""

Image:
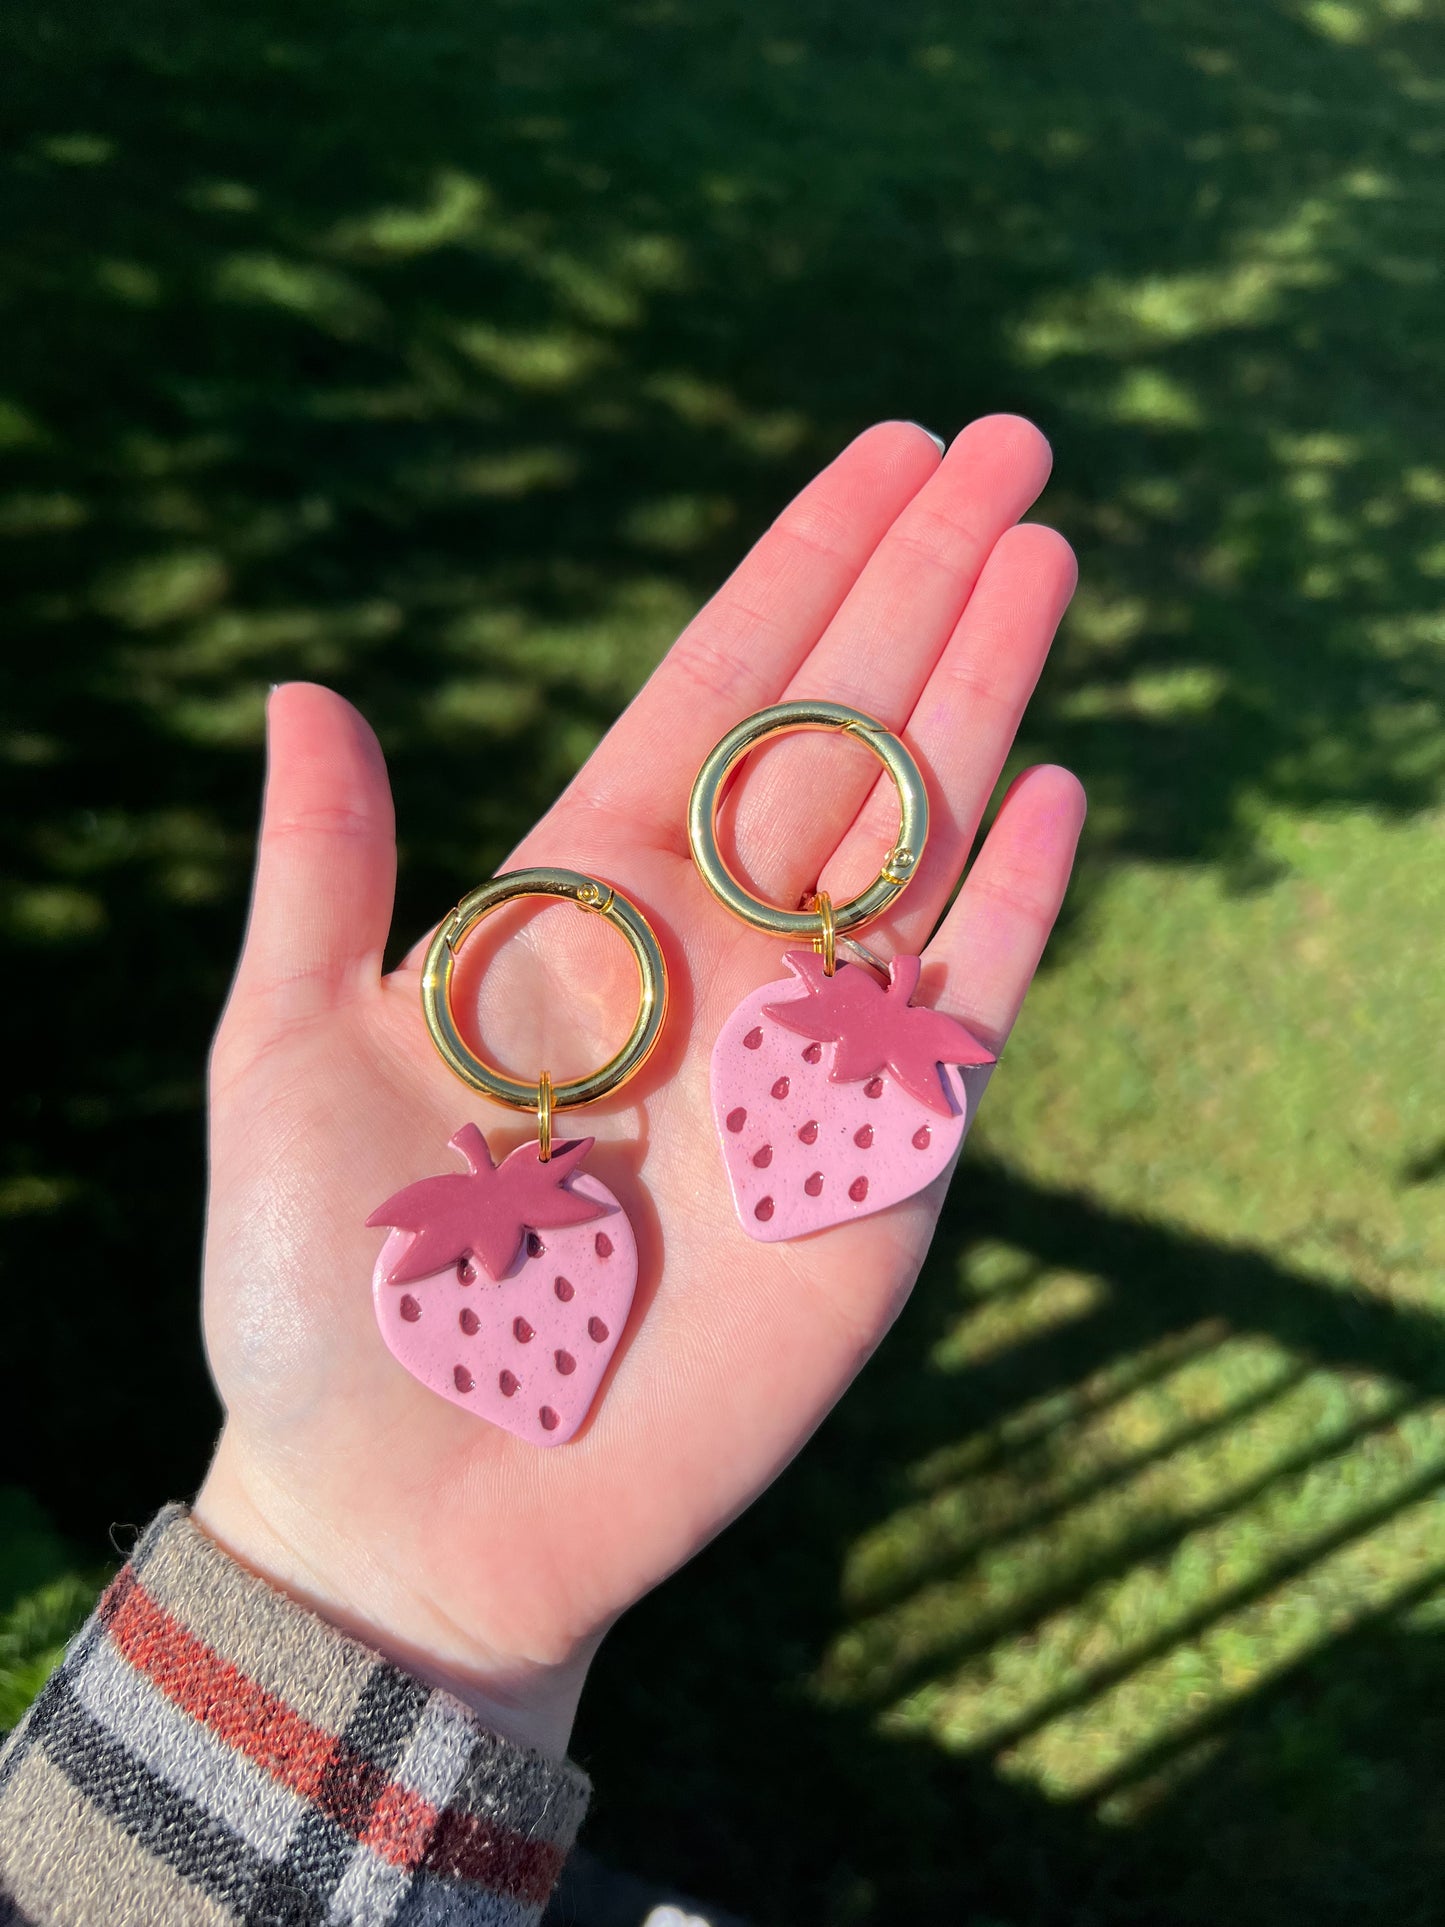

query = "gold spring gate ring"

[421,868,667,1118]
[686,700,930,942]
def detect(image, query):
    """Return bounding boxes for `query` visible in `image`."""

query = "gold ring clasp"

[421,867,667,1113]
[686,700,929,939]
[809,889,837,976]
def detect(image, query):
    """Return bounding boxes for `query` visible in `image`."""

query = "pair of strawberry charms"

[368,703,995,1446]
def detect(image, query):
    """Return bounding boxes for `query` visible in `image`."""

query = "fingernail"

[905,422,946,455]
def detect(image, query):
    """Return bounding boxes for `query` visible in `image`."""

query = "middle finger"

[717,413,1053,911]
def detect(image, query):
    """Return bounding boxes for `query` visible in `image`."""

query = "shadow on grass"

[2,0,1443,1920]
[579,1160,1445,1925]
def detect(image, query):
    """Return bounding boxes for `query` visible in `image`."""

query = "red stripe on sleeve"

[99,1569,562,1903]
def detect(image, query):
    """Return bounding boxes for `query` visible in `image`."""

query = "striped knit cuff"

[0,1506,590,1927]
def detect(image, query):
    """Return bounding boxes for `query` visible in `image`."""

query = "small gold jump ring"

[421,867,667,1112]
[687,700,929,939]
[810,889,837,976]
[537,1070,554,1161]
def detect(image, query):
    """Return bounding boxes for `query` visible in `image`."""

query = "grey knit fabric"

[0,1509,590,1926]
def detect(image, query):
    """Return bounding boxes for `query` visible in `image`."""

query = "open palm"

[196,417,1085,1756]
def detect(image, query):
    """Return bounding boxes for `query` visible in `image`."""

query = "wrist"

[193,1433,593,1759]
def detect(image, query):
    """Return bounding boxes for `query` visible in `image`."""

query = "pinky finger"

[925,764,1086,1053]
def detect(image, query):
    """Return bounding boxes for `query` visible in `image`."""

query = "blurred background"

[2,0,1443,1920]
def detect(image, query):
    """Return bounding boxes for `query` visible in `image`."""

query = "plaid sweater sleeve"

[0,1508,590,1927]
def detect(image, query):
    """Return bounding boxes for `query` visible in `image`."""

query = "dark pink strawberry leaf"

[367,1122,606,1285]
[763,950,995,1117]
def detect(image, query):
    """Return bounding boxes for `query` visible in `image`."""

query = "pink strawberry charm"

[367,1123,635,1444]
[711,951,996,1241]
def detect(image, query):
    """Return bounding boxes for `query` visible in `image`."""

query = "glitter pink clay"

[369,1129,635,1444]
[710,952,992,1241]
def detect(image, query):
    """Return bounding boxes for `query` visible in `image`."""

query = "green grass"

[0,1491,109,1732]
[2,0,1443,1921]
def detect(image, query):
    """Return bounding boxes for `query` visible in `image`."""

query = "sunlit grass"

[821,1302,1441,1784]
[986,808,1445,1278]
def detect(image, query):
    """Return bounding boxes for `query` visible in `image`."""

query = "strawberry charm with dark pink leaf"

[369,1123,636,1446]
[711,950,995,1241]
[367,866,668,1446]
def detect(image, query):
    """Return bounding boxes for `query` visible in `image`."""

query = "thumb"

[228,683,396,1019]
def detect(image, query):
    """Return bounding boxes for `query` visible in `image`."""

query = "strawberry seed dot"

[849,1176,869,1203]
[744,1027,763,1050]
[802,1042,822,1064]
[804,1172,824,1196]
[588,1316,609,1342]
[798,1120,818,1144]
[459,1307,480,1336]
[753,1143,773,1168]
[755,1195,775,1222]
[771,1075,791,1100]
[726,1106,747,1133]
[456,1258,476,1285]
[854,1124,874,1149]
[595,1231,613,1259]
[864,1077,884,1099]
[526,1232,545,1259]
[513,1317,534,1343]
[555,1349,576,1375]
[499,1370,518,1397]
[453,1364,474,1394]
[554,1275,574,1301]
[913,1124,932,1150]
[539,1406,560,1431]
[399,1294,421,1322]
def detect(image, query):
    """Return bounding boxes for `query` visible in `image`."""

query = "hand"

[194,417,1085,1757]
